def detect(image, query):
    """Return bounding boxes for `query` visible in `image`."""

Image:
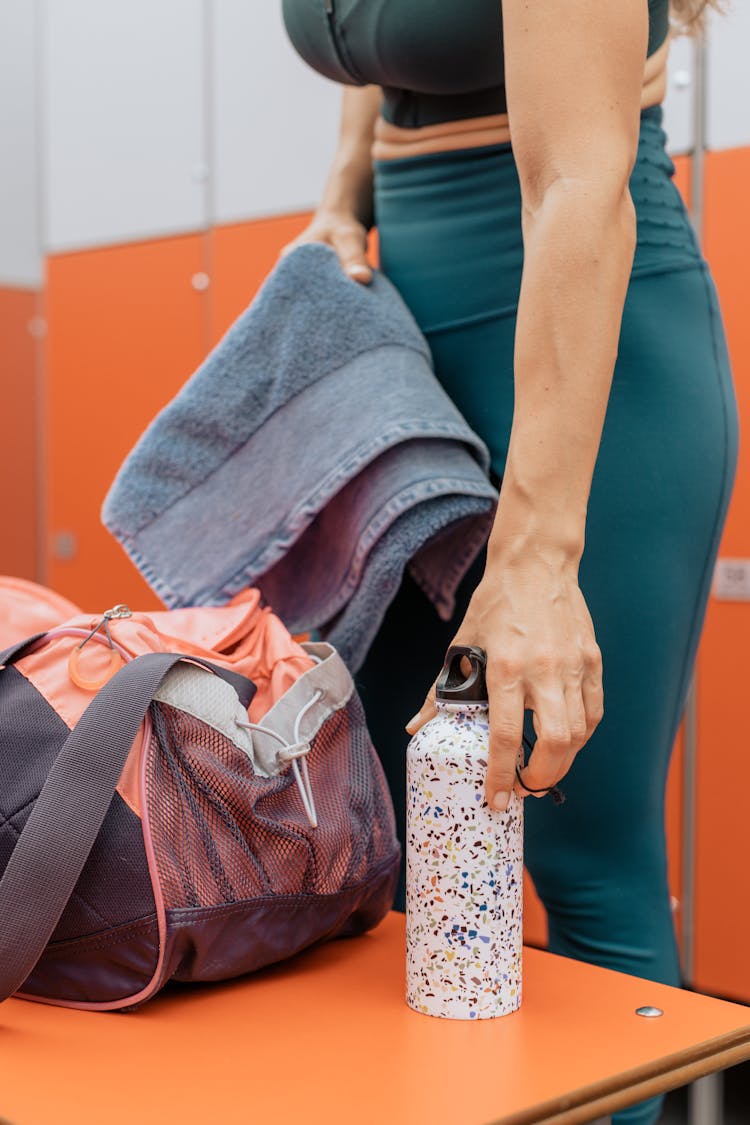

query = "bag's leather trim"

[16,914,159,1008]
[162,851,401,986]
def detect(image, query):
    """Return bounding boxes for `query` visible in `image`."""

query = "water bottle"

[405,644,523,1020]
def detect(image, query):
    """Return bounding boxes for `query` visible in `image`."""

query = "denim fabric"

[102,242,497,671]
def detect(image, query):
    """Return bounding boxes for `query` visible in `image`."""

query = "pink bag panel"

[13,598,313,725]
[143,589,263,652]
[0,577,81,648]
[141,589,314,720]
[7,582,314,819]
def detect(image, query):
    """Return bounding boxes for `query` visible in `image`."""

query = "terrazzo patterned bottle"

[406,644,523,1020]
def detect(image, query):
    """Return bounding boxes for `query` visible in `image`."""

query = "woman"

[280,3,738,1121]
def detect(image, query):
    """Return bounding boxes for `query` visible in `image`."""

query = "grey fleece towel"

[102,242,498,671]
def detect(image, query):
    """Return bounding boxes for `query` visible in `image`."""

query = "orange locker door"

[0,287,40,579]
[45,235,209,610]
[209,214,312,345]
[693,147,750,1001]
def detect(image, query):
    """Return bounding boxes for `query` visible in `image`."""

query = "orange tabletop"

[1,911,749,1125]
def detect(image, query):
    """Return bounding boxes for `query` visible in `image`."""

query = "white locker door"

[662,32,696,158]
[706,2,750,152]
[0,0,41,287]
[42,0,208,252]
[211,0,342,224]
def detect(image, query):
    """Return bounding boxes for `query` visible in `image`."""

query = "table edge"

[486,1027,750,1125]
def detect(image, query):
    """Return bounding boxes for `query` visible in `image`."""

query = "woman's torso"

[282,0,671,134]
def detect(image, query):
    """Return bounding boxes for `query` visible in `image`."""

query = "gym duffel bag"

[0,580,400,1010]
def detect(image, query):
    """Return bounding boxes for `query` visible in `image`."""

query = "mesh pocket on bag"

[144,692,398,911]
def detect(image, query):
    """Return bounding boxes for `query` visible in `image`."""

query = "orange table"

[1,912,750,1125]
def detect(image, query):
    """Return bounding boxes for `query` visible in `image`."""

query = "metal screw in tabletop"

[635,1006,664,1018]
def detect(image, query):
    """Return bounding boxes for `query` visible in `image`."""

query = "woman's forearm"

[281,85,381,281]
[317,85,382,227]
[488,179,637,566]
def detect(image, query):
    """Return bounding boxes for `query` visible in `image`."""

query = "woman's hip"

[418,261,738,490]
[372,104,704,336]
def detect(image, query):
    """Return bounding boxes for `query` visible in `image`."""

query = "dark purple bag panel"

[20,851,398,1007]
[0,667,155,943]
[20,915,160,1005]
[161,851,400,986]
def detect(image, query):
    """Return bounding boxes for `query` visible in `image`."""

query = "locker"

[43,0,207,252]
[0,287,40,579]
[706,3,750,152]
[693,146,750,1000]
[211,0,341,225]
[0,0,41,287]
[45,235,209,608]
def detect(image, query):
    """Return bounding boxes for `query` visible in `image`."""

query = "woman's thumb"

[406,683,438,735]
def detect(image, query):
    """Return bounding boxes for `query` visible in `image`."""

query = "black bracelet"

[515,764,566,806]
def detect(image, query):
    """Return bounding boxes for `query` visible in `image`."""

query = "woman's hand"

[406,548,604,811]
[279,208,373,285]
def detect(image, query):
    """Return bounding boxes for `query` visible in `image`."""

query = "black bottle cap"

[436,645,488,703]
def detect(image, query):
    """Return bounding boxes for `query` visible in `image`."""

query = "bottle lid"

[436,645,488,703]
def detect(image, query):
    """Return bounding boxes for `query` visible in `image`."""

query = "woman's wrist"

[486,424,593,570]
[487,483,586,570]
[486,530,583,578]
[319,152,375,229]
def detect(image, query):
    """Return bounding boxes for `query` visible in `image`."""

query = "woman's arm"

[280,84,381,283]
[408,0,648,810]
[499,0,645,554]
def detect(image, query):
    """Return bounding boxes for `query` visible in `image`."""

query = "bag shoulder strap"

[0,634,48,668]
[0,650,254,1002]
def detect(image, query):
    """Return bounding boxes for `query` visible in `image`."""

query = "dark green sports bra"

[282,1,670,129]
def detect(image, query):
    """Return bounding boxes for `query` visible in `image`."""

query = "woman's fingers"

[277,239,299,259]
[405,679,438,735]
[278,222,372,284]
[485,676,525,812]
[581,642,605,737]
[514,669,601,798]
[333,228,373,283]
[515,687,573,797]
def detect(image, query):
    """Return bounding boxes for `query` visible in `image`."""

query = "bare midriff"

[371,36,670,161]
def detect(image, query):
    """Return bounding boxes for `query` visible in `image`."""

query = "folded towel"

[102,242,498,671]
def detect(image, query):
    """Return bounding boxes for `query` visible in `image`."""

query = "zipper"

[323,0,362,81]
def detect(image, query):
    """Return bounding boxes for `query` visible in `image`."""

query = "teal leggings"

[356,106,739,1125]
